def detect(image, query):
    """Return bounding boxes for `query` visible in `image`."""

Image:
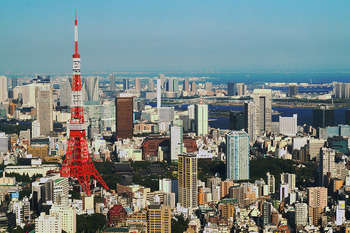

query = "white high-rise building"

[0,76,8,104]
[195,104,208,136]
[320,147,336,186]
[335,200,346,226]
[53,177,69,206]
[226,131,250,181]
[157,78,161,109]
[31,120,41,138]
[82,76,99,102]
[252,89,272,134]
[170,125,183,161]
[159,178,172,193]
[50,205,77,233]
[266,172,275,194]
[295,202,308,227]
[188,104,195,120]
[280,173,296,191]
[279,114,298,136]
[35,212,62,233]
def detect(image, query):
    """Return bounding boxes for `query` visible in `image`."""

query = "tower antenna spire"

[60,11,109,196]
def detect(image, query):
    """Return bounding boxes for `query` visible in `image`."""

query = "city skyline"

[1,0,350,73]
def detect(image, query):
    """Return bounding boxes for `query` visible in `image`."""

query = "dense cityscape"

[2,2,350,233]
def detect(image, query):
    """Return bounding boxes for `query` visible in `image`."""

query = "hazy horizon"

[1,0,350,73]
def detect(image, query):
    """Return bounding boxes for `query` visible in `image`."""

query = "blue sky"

[1,0,350,73]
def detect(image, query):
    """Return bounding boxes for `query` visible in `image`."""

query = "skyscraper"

[115,97,133,139]
[178,154,198,208]
[195,104,208,136]
[123,79,129,91]
[288,85,298,97]
[135,78,141,92]
[37,85,53,136]
[109,73,116,92]
[148,79,154,91]
[50,205,76,233]
[60,78,72,107]
[0,76,8,104]
[157,78,161,109]
[279,114,298,136]
[280,173,296,191]
[35,212,62,233]
[191,82,197,94]
[83,76,99,102]
[183,79,190,92]
[170,125,183,161]
[295,203,308,227]
[262,202,272,226]
[235,83,247,96]
[227,82,235,96]
[320,147,335,186]
[147,205,171,233]
[266,172,275,194]
[308,186,327,226]
[226,131,249,181]
[313,105,335,128]
[244,101,258,143]
[252,89,272,134]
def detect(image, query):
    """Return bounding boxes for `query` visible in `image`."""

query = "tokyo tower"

[60,11,109,195]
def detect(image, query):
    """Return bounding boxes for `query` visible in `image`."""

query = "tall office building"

[170,126,183,161]
[83,76,99,102]
[183,79,190,92]
[109,74,116,91]
[308,187,327,226]
[60,78,72,107]
[37,86,53,136]
[35,212,62,233]
[334,82,350,99]
[226,131,249,181]
[313,105,335,128]
[147,205,171,233]
[191,82,197,94]
[235,83,247,96]
[280,173,296,191]
[252,89,272,134]
[295,203,308,227]
[335,200,346,226]
[178,154,198,208]
[262,202,272,226]
[288,85,298,97]
[148,79,154,91]
[50,205,76,233]
[157,79,161,109]
[244,101,258,143]
[115,97,133,139]
[205,82,212,92]
[0,76,8,104]
[266,172,275,194]
[227,82,235,96]
[135,78,141,92]
[279,114,298,136]
[195,104,208,136]
[123,79,130,91]
[320,147,335,186]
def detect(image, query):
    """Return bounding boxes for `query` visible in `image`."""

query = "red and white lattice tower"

[60,11,109,196]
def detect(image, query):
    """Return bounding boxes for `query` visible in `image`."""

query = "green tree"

[77,213,106,233]
[171,214,189,233]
